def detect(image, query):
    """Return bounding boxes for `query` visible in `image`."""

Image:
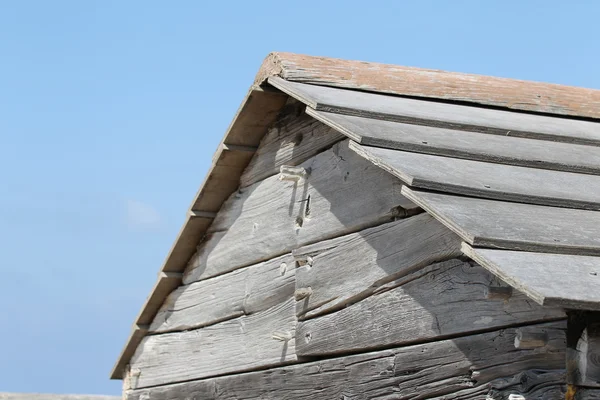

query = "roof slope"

[269,76,600,311]
[112,52,600,379]
[0,394,119,400]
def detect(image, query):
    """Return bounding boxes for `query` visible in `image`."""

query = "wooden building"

[0,394,119,400]
[112,53,600,399]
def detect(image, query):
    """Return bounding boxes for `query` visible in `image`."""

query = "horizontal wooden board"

[351,142,600,211]
[183,140,417,284]
[257,52,600,120]
[270,77,600,146]
[125,321,566,400]
[462,244,600,311]
[128,298,297,389]
[402,187,600,256]
[310,109,600,176]
[295,212,462,319]
[240,106,344,187]
[150,254,295,333]
[296,259,565,356]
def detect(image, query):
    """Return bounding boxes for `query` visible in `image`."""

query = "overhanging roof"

[111,52,600,379]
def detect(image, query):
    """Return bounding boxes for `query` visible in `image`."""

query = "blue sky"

[1,0,599,395]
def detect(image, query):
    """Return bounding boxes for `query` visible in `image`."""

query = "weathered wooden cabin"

[112,53,600,399]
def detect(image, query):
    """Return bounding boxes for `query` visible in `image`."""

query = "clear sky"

[1,0,599,395]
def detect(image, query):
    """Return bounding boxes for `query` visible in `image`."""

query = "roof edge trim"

[257,52,600,120]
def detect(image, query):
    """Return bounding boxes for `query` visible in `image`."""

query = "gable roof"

[0,394,119,400]
[111,52,600,379]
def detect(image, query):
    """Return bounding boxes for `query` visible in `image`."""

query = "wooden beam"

[402,187,600,256]
[295,259,565,357]
[149,254,294,333]
[125,321,566,400]
[270,77,600,146]
[256,52,600,120]
[127,298,297,389]
[311,109,600,177]
[188,210,217,219]
[294,212,462,319]
[462,245,600,311]
[351,142,600,211]
[183,140,417,284]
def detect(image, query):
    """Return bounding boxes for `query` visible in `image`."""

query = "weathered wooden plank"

[433,370,566,399]
[462,245,600,311]
[240,103,344,187]
[402,187,600,256]
[296,259,565,356]
[295,212,462,319]
[183,140,417,284]
[351,142,600,211]
[125,321,566,400]
[150,254,294,333]
[309,110,600,176]
[128,298,297,389]
[112,87,288,379]
[270,77,600,146]
[257,52,600,119]
[0,395,120,400]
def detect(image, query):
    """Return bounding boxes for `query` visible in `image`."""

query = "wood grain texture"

[312,110,600,176]
[296,259,565,356]
[402,187,600,256]
[271,77,600,146]
[0,395,120,400]
[295,212,462,319]
[462,245,600,311]
[128,298,297,389]
[125,321,566,400]
[183,140,417,284]
[240,103,344,187]
[150,254,294,333]
[351,142,600,211]
[112,87,289,379]
[257,52,600,120]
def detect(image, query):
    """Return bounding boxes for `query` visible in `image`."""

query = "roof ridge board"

[258,52,600,120]
[349,141,600,212]
[269,77,600,147]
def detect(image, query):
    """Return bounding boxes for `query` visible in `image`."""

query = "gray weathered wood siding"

[125,321,567,399]
[122,86,596,398]
[183,139,417,283]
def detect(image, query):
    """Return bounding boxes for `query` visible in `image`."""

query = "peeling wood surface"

[402,186,600,256]
[257,52,600,120]
[111,87,289,379]
[125,321,565,400]
[150,254,295,333]
[463,245,600,311]
[270,76,600,146]
[351,142,600,211]
[128,298,297,389]
[295,212,462,319]
[183,140,417,284]
[310,109,600,176]
[296,259,565,356]
[240,105,344,187]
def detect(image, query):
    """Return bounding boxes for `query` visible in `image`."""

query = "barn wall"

[123,109,572,399]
